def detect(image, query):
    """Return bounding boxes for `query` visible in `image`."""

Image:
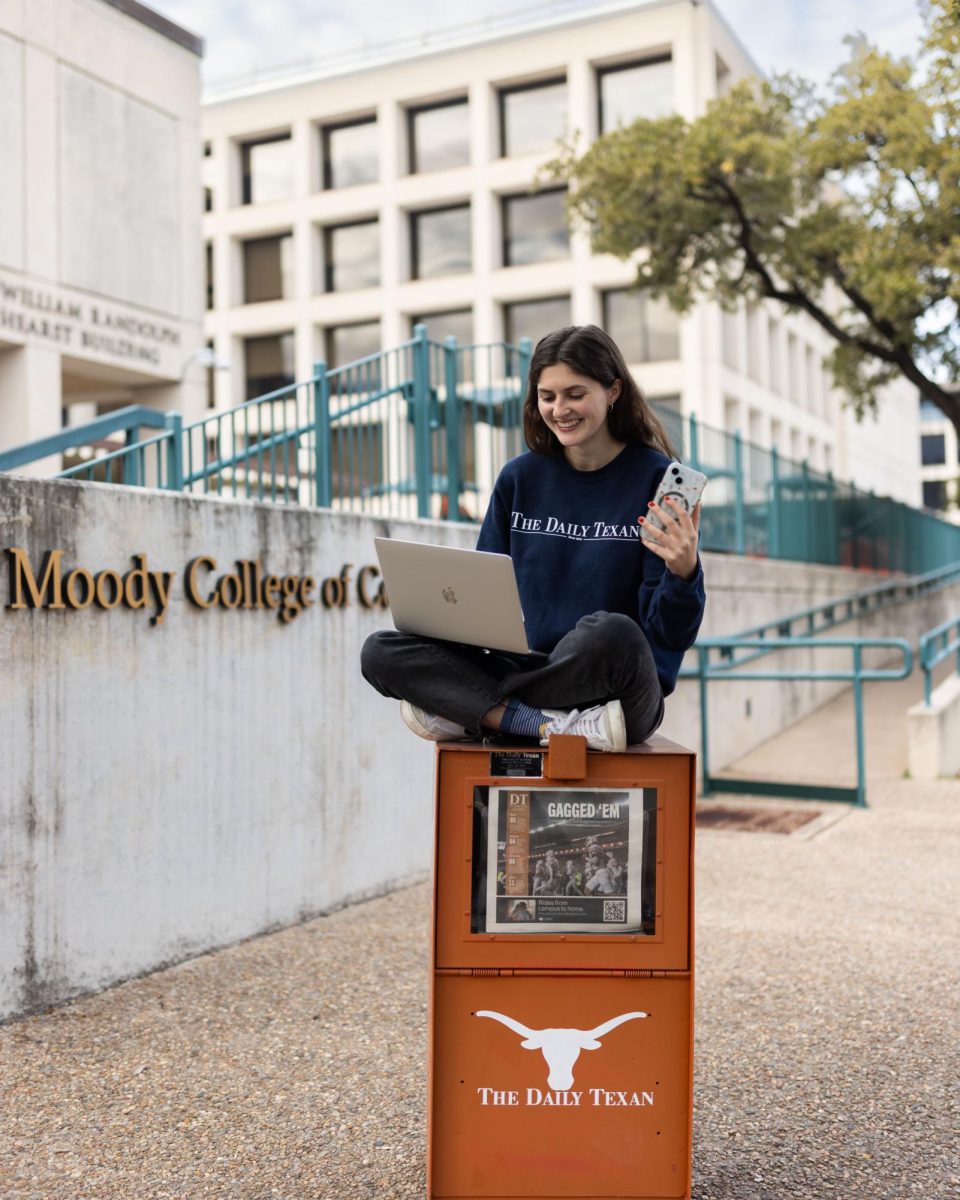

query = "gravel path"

[2,712,958,1198]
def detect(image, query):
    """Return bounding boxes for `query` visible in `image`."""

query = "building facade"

[199,0,918,506]
[919,399,960,523]
[0,0,205,472]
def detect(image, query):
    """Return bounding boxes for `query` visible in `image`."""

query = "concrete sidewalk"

[2,675,958,1199]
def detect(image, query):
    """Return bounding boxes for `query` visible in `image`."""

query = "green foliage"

[543,0,960,434]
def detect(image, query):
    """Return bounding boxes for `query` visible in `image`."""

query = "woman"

[361,324,705,751]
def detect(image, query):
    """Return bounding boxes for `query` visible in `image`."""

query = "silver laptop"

[374,537,534,655]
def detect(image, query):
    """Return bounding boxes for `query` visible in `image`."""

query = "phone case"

[640,462,707,541]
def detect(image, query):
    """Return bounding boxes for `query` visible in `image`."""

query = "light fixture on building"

[180,346,231,379]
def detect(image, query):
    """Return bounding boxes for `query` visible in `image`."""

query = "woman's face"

[536,363,621,457]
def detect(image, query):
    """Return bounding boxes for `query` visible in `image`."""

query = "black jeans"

[360,610,665,745]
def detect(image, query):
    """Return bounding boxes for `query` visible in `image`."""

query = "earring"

[608,402,615,413]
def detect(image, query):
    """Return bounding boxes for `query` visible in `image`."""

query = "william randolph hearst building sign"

[0,273,185,377]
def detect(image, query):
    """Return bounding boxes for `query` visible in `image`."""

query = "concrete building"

[919,398,960,523]
[0,0,206,472]
[200,0,920,505]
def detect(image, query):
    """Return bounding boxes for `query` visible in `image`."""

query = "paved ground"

[2,672,958,1199]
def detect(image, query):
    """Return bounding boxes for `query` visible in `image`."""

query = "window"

[787,333,800,404]
[502,189,569,266]
[205,340,216,410]
[409,309,473,346]
[244,333,294,401]
[325,321,381,370]
[240,135,293,205]
[768,319,781,394]
[921,434,946,465]
[923,480,947,510]
[919,396,943,422]
[322,118,378,188]
[723,396,741,434]
[503,296,572,347]
[411,205,471,279]
[715,55,731,97]
[499,77,567,158]
[598,56,673,132]
[770,418,782,453]
[602,288,679,362]
[745,306,762,383]
[408,99,470,173]
[204,186,213,213]
[242,234,294,304]
[721,309,739,371]
[205,243,214,311]
[805,345,818,412]
[323,220,380,292]
[330,423,385,499]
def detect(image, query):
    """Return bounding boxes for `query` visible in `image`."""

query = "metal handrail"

[690,635,914,808]
[0,405,167,472]
[918,616,960,706]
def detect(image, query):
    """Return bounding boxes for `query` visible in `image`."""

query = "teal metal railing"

[681,560,960,806]
[689,635,913,808]
[0,405,168,482]
[3,327,960,573]
[52,326,533,519]
[659,409,960,576]
[918,615,960,706]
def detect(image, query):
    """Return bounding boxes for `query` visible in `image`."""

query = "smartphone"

[640,461,708,542]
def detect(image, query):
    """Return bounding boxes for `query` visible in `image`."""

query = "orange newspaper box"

[427,733,696,1200]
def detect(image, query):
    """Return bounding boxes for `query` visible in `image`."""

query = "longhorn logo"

[476,1010,649,1091]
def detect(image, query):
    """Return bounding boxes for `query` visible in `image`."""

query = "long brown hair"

[522,324,678,460]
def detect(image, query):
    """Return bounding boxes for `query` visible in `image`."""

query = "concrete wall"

[907,675,960,780]
[0,0,206,462]
[2,473,957,1020]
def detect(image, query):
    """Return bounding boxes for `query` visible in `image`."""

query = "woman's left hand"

[640,498,701,581]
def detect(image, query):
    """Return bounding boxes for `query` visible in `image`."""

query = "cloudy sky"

[146,0,925,93]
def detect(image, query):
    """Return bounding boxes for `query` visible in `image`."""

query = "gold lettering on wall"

[3,549,388,628]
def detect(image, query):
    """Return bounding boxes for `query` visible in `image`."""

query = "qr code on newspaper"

[603,899,626,923]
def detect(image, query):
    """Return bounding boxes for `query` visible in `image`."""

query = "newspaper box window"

[472,787,657,935]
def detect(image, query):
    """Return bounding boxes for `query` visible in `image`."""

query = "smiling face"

[536,362,622,469]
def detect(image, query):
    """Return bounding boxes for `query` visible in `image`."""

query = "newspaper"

[485,786,653,934]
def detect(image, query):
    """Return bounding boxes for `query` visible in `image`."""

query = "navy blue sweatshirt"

[476,444,706,695]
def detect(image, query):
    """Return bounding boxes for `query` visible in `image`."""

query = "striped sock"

[501,698,548,739]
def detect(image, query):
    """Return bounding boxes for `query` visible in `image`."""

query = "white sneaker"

[400,700,469,742]
[539,700,627,752]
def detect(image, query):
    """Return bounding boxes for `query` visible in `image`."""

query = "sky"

[146,0,926,94]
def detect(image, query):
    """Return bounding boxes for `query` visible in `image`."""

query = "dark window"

[598,56,673,133]
[203,141,212,157]
[244,333,295,401]
[503,296,572,347]
[499,77,567,158]
[205,243,214,310]
[325,321,381,371]
[410,309,475,381]
[921,434,946,465]
[922,480,947,511]
[240,135,293,205]
[330,423,385,499]
[602,288,679,362]
[204,186,213,213]
[242,234,294,304]
[502,189,569,267]
[408,99,470,173]
[323,220,380,292]
[409,309,474,346]
[411,205,471,279]
[322,118,379,189]
[205,340,216,410]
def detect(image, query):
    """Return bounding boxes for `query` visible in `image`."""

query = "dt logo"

[475,1010,649,1090]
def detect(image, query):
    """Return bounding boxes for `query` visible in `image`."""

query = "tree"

[544,0,960,440]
